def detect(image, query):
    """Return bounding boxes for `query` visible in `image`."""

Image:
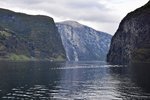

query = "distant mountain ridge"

[0,8,66,61]
[56,21,112,61]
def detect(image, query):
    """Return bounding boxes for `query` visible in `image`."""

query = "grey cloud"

[3,0,42,4]
[0,0,125,34]
[66,1,106,9]
[76,13,119,23]
[0,0,119,23]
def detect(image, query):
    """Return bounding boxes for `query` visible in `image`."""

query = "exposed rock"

[107,1,150,64]
[57,21,112,61]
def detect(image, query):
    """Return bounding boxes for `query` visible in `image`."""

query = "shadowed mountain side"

[107,1,150,64]
[0,8,66,61]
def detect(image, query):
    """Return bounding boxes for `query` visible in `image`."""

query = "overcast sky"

[0,0,149,35]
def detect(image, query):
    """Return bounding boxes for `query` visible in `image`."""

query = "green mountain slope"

[0,8,66,61]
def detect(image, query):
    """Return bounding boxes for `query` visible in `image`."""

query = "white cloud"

[0,0,149,35]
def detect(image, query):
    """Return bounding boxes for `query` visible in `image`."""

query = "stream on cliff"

[0,61,150,100]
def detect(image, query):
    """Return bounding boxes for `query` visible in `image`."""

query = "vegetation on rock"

[0,8,66,61]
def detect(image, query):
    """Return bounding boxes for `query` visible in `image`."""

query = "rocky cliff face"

[107,1,150,64]
[0,8,66,61]
[56,21,112,61]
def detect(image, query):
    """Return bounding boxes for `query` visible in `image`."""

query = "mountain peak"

[144,0,150,8]
[58,20,83,28]
[147,0,150,4]
[56,20,112,61]
[136,0,150,10]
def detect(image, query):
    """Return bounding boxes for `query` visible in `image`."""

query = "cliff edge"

[107,1,150,64]
[0,8,66,61]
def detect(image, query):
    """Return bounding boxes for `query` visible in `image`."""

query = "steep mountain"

[56,21,112,61]
[0,8,66,61]
[107,1,150,64]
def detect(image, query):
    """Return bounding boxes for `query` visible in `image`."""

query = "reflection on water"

[129,63,150,93]
[0,61,150,99]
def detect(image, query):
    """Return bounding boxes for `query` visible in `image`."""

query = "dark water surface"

[0,61,150,100]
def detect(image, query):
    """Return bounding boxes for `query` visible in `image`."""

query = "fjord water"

[0,61,150,100]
